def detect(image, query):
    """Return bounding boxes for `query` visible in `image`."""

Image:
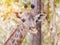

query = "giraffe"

[4,11,46,45]
[4,2,46,45]
[4,10,38,45]
[4,10,47,45]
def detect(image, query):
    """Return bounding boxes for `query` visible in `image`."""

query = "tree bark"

[52,0,58,45]
[51,0,58,45]
[46,0,51,45]
[29,0,44,45]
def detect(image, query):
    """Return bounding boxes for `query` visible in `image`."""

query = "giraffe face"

[20,12,46,33]
[15,3,47,34]
[19,13,41,34]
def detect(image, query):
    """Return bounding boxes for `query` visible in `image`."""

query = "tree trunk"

[46,0,51,45]
[52,1,58,45]
[51,0,58,45]
[29,0,44,45]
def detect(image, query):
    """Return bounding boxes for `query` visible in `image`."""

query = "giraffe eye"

[31,4,35,9]
[36,20,38,23]
[38,16,40,19]
[21,19,25,22]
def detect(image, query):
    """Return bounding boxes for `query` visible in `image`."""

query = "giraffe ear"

[35,13,47,22]
[37,13,47,22]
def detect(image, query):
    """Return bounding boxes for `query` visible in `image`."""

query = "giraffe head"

[14,3,47,34]
[19,12,46,34]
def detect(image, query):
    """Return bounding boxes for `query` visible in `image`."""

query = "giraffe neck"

[4,24,28,45]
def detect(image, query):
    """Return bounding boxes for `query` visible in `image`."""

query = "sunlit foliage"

[0,0,60,45]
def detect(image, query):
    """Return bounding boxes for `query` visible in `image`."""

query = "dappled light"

[0,0,60,45]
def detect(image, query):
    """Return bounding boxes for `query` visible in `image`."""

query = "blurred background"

[0,0,60,45]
